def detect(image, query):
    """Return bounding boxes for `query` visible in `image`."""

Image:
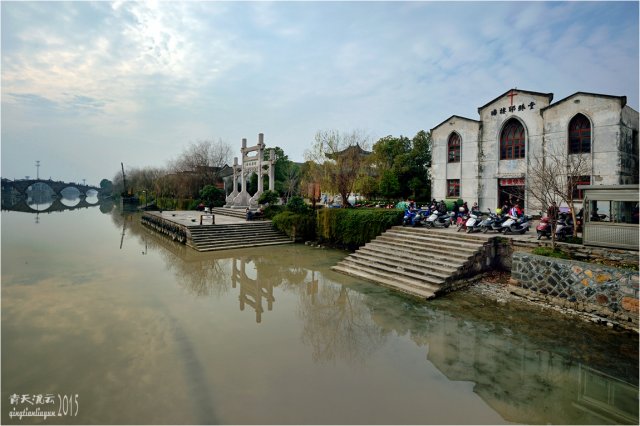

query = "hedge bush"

[316,208,403,249]
[272,211,316,241]
[263,204,285,219]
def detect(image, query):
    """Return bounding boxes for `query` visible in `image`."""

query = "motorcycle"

[501,214,531,234]
[464,210,484,233]
[425,211,453,228]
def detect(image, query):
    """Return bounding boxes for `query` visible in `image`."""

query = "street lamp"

[36,160,40,180]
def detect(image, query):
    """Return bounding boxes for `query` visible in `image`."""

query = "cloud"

[1,1,637,183]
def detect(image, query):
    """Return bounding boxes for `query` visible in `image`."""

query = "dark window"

[569,175,590,200]
[568,114,591,154]
[447,133,461,163]
[500,119,526,160]
[447,179,460,197]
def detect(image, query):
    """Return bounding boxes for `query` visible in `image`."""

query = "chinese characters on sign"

[491,102,535,116]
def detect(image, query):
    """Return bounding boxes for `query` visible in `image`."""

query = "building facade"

[430,89,639,212]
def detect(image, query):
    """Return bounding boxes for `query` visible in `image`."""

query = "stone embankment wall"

[141,213,189,244]
[495,238,639,270]
[510,253,639,329]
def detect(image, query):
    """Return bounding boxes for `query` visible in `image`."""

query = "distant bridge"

[1,178,102,196]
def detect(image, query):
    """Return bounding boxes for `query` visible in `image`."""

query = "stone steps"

[331,227,489,299]
[331,264,439,299]
[211,207,251,219]
[187,222,291,251]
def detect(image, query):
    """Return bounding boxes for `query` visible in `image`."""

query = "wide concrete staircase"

[187,222,292,251]
[331,226,492,299]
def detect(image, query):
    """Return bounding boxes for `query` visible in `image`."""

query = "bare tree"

[304,130,371,207]
[169,139,232,198]
[528,144,591,242]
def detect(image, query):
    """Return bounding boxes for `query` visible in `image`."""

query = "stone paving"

[148,210,246,226]
[412,220,572,243]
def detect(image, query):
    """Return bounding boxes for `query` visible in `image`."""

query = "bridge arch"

[4,179,101,196]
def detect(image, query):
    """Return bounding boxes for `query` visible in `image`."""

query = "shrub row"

[316,208,403,249]
[272,211,316,241]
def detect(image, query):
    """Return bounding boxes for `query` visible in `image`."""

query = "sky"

[2,1,638,185]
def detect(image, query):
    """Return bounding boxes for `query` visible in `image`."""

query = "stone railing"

[510,252,638,329]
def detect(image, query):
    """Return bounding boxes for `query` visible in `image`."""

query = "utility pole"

[36,160,40,180]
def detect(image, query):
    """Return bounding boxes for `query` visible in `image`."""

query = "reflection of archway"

[232,258,275,323]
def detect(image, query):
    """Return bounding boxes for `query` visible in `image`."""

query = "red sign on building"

[499,178,525,186]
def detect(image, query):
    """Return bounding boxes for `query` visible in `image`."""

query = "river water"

[1,198,638,424]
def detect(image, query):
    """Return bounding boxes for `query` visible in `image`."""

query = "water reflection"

[2,191,112,215]
[4,206,635,424]
[121,211,638,424]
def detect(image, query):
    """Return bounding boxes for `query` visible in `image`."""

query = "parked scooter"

[411,207,432,227]
[464,210,484,233]
[536,214,552,240]
[425,211,453,228]
[456,213,468,232]
[481,210,507,233]
[402,209,417,226]
[555,212,574,241]
[501,214,531,234]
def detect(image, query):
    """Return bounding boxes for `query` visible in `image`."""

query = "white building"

[430,89,639,212]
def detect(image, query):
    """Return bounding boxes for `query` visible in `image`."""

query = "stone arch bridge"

[1,178,102,196]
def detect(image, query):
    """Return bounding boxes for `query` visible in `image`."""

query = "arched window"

[500,119,525,160]
[568,114,591,154]
[447,133,461,163]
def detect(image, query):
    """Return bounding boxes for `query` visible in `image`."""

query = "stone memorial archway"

[225,133,275,208]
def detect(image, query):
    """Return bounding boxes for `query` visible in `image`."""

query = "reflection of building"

[430,89,639,210]
[575,365,639,424]
[425,309,639,425]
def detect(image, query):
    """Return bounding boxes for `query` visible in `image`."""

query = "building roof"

[430,115,481,133]
[540,92,627,113]
[477,88,553,113]
[325,143,371,159]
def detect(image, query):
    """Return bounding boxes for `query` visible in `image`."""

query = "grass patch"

[532,247,571,259]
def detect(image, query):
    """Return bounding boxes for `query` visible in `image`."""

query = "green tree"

[305,130,371,208]
[378,170,400,200]
[200,184,224,205]
[368,131,432,201]
[258,190,279,205]
[286,195,310,214]
[99,178,113,195]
